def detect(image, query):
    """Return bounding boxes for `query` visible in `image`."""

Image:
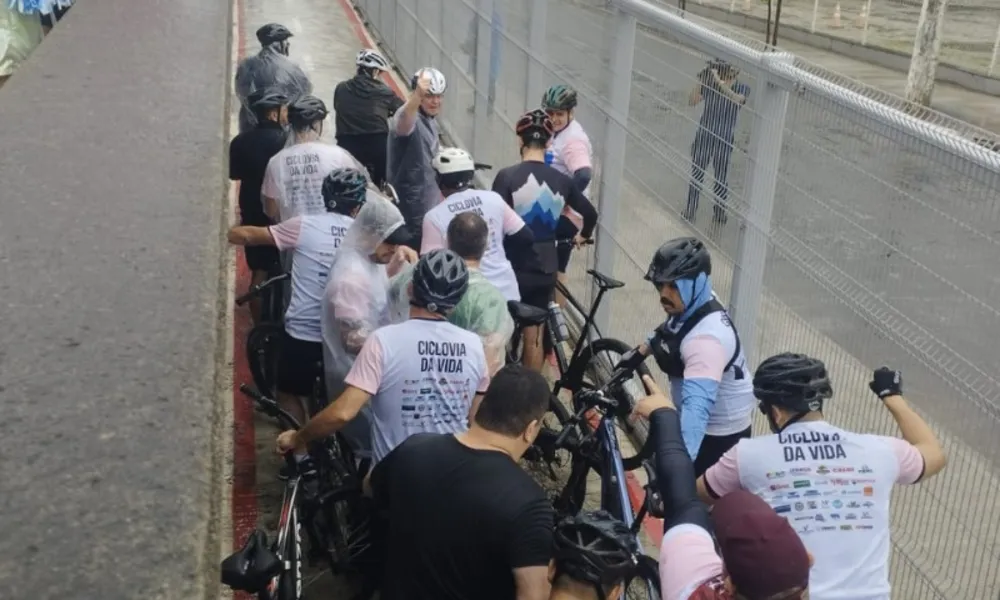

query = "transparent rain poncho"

[234,46,313,133]
[387,264,514,376]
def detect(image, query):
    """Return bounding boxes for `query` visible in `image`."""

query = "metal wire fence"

[352,0,1000,595]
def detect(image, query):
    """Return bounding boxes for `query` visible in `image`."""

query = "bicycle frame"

[550,279,613,396]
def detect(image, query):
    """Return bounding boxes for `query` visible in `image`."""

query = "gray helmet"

[287,96,328,128]
[322,168,368,215]
[753,353,833,414]
[248,88,288,117]
[411,249,469,314]
[644,237,711,286]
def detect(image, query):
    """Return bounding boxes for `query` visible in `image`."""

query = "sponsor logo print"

[785,491,800,499]
[829,513,841,521]
[816,465,831,475]
[858,465,873,474]
[832,466,855,473]
[789,467,812,476]
[766,471,787,480]
[861,512,874,520]
[814,514,826,522]
[831,478,852,486]
[863,486,874,497]
[774,504,792,514]
[845,513,858,520]
[793,480,811,489]
[794,515,814,521]
[851,478,877,485]
[807,501,818,510]
[832,500,843,509]
[770,483,790,491]
[840,524,853,531]
[819,526,837,531]
[794,502,805,511]
[804,490,821,497]
[856,524,874,530]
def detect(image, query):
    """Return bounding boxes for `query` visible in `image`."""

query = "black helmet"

[256,23,293,46]
[753,353,833,413]
[553,511,638,590]
[645,237,711,285]
[411,249,469,314]
[248,88,288,116]
[541,84,578,111]
[516,109,554,142]
[287,96,329,128]
[322,168,368,215]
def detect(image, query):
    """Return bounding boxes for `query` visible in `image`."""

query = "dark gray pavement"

[0,0,231,597]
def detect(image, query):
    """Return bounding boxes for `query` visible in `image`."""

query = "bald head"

[447,212,488,262]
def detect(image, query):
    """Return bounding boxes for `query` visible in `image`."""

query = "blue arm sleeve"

[679,378,719,460]
[571,167,592,192]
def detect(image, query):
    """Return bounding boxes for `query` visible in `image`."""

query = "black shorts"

[555,216,579,273]
[244,245,281,273]
[277,330,325,397]
[516,271,557,311]
[693,427,751,477]
[337,133,389,188]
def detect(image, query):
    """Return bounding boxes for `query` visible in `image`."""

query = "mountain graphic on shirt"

[512,173,565,230]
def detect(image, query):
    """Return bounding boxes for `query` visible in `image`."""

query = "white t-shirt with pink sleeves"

[344,318,490,464]
[269,213,353,342]
[262,141,368,222]
[420,188,524,302]
[703,420,925,600]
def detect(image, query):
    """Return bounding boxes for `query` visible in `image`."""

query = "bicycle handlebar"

[553,238,595,248]
[473,162,492,170]
[239,383,302,430]
[235,273,290,306]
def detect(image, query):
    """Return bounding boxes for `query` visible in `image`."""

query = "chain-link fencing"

[351,0,1000,595]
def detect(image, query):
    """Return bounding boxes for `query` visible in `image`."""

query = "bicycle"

[229,385,376,599]
[236,272,289,396]
[548,357,662,599]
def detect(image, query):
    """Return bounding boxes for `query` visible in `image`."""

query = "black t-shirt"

[492,161,598,274]
[371,433,555,600]
[229,120,288,226]
[333,74,405,137]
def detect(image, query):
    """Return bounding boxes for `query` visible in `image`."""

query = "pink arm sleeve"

[704,444,742,498]
[421,219,445,254]
[659,525,724,600]
[502,204,525,235]
[561,139,592,173]
[681,334,729,382]
[268,217,304,251]
[888,437,925,485]
[332,270,372,321]
[344,335,385,395]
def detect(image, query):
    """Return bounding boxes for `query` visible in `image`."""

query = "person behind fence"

[228,89,289,324]
[234,23,312,134]
[387,67,447,251]
[696,355,947,600]
[684,59,749,226]
[364,364,554,600]
[632,374,812,600]
[491,109,597,374]
[333,49,403,188]
[638,237,755,477]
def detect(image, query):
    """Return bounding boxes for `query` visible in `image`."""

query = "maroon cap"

[712,490,810,599]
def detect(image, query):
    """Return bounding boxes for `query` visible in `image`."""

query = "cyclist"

[229,88,289,323]
[697,355,947,600]
[492,109,597,373]
[366,364,555,600]
[389,212,515,375]
[227,168,367,428]
[234,23,312,134]
[333,49,403,188]
[321,196,416,456]
[387,67,447,250]
[684,59,749,226]
[262,95,371,223]
[634,374,811,600]
[640,237,754,476]
[281,249,488,464]
[422,146,535,302]
[549,511,645,600]
[540,85,594,305]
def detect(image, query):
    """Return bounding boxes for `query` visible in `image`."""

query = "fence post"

[472,0,495,162]
[593,7,637,334]
[728,51,793,363]
[526,0,549,111]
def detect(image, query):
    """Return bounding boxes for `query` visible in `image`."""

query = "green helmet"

[541,84,578,111]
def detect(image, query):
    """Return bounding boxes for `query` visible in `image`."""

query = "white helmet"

[411,67,447,95]
[356,49,389,71]
[432,147,475,174]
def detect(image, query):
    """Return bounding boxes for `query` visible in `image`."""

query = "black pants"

[337,133,389,188]
[685,131,734,224]
[693,426,751,478]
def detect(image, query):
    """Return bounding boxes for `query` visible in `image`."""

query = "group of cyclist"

[226,23,948,600]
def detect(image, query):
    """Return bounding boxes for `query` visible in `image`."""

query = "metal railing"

[351,0,1000,595]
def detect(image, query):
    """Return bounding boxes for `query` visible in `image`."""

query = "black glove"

[869,366,902,399]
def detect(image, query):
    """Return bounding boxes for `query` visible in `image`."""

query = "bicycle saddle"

[507,301,549,326]
[220,529,281,593]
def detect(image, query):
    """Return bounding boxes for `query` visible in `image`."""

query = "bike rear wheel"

[247,322,283,398]
[623,554,662,599]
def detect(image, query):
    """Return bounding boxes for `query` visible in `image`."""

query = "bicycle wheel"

[563,337,654,471]
[246,322,284,397]
[623,554,662,599]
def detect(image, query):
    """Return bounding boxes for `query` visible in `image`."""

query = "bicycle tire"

[563,337,654,471]
[246,322,284,398]
[624,554,662,599]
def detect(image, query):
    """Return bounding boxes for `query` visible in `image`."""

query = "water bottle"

[548,301,570,343]
[544,149,555,166]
